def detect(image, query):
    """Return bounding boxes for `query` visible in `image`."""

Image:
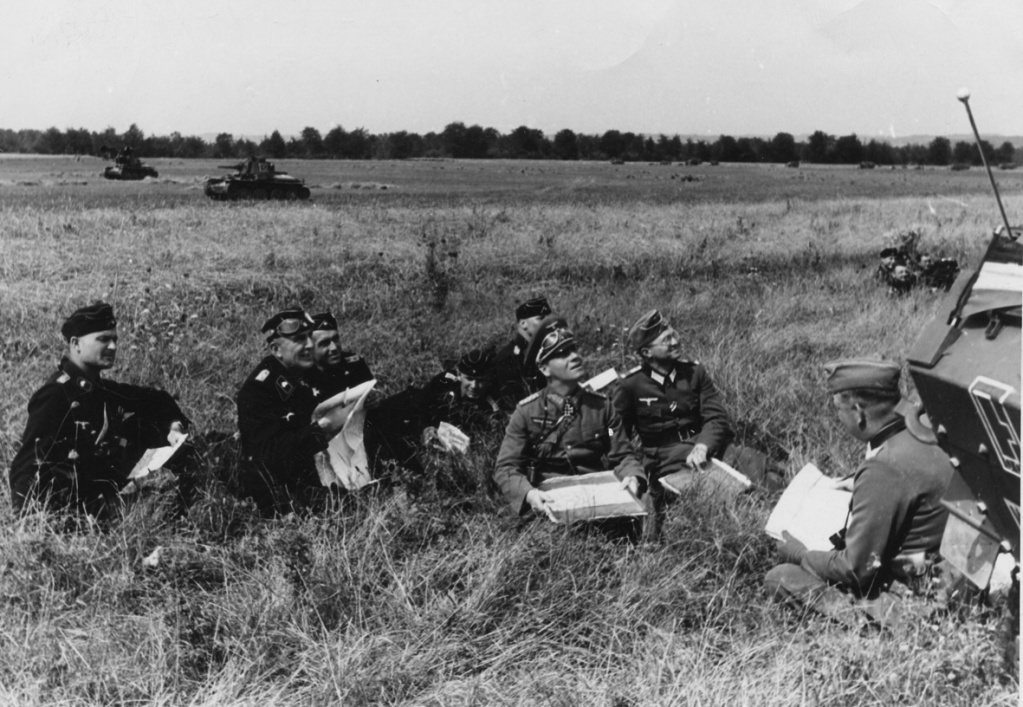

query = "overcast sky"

[4,0,1021,140]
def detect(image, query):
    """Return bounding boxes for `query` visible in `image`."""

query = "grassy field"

[1,156,1020,705]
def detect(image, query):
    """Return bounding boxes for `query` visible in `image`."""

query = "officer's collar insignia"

[276,376,294,399]
[56,373,71,384]
[345,355,361,363]
[311,387,320,397]
[546,392,564,407]
[445,372,459,382]
[650,369,675,385]
[255,369,270,382]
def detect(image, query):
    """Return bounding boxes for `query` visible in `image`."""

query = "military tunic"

[236,355,332,515]
[417,370,504,438]
[9,357,189,516]
[766,418,954,601]
[494,387,645,515]
[308,351,373,402]
[493,334,545,411]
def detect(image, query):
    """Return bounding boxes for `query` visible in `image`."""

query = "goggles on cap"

[265,317,313,342]
[536,327,576,364]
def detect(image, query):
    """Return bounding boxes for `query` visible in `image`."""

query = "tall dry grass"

[0,173,1018,705]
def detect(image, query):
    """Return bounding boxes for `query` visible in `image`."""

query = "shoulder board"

[345,354,362,363]
[517,391,540,406]
[255,369,270,382]
[623,365,643,377]
[56,373,71,384]
[582,389,607,400]
[680,359,699,366]
[444,371,459,383]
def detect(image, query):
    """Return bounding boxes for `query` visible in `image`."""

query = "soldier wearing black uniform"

[493,296,552,410]
[418,349,504,443]
[494,317,645,518]
[236,309,351,516]
[307,312,373,400]
[9,302,192,520]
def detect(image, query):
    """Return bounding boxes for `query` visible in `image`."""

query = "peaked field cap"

[61,301,117,340]
[261,309,314,341]
[310,311,338,331]
[515,296,552,321]
[823,359,901,394]
[628,308,670,351]
[527,315,574,365]
[457,348,495,377]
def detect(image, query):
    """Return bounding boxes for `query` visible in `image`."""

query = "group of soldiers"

[9,296,961,622]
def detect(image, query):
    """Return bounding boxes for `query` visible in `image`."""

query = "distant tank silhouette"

[204,156,310,201]
[102,147,158,180]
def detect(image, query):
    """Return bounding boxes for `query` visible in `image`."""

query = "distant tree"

[263,130,287,159]
[927,137,951,166]
[770,132,798,163]
[64,127,93,155]
[575,133,601,160]
[805,130,833,163]
[834,134,863,164]
[122,123,145,150]
[974,139,995,165]
[323,126,347,157]
[599,130,626,160]
[38,127,66,154]
[213,133,236,160]
[383,131,418,159]
[713,135,739,162]
[952,140,974,165]
[93,127,119,154]
[236,138,258,157]
[300,127,324,157]
[177,135,207,158]
[995,141,1016,164]
[504,126,549,158]
[864,139,895,165]
[442,122,469,158]
[553,129,578,160]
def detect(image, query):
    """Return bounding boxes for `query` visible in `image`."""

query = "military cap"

[823,359,901,394]
[456,348,495,378]
[61,301,117,340]
[261,309,314,342]
[628,308,671,351]
[526,316,575,366]
[310,311,338,331]
[515,296,552,321]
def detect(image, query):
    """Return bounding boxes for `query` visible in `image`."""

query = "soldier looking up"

[494,316,645,519]
[307,311,373,400]
[765,360,954,623]
[493,296,553,409]
[236,309,351,515]
[9,302,193,520]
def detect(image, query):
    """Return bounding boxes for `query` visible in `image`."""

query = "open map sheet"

[128,431,188,480]
[765,463,852,552]
[538,470,646,523]
[660,458,752,499]
[315,380,377,490]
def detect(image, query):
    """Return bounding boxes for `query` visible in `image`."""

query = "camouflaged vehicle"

[204,156,310,201]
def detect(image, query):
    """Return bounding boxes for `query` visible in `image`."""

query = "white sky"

[4,0,1021,140]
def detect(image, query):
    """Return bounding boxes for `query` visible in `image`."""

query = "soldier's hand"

[316,404,353,437]
[167,420,187,445]
[777,531,809,565]
[525,489,559,523]
[686,443,709,469]
[619,476,641,496]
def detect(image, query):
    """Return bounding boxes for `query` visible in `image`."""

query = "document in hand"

[436,422,470,453]
[765,463,852,552]
[128,431,188,480]
[314,379,377,490]
[538,470,646,523]
[660,458,751,499]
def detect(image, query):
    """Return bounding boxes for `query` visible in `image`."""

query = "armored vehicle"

[102,147,158,180]
[905,92,1020,600]
[204,156,310,201]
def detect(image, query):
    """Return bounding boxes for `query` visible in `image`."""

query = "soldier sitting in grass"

[236,309,352,516]
[765,360,954,626]
[493,296,554,410]
[613,309,782,536]
[494,316,646,519]
[417,348,505,447]
[9,302,194,521]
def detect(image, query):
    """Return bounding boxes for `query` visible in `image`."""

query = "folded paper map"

[660,457,751,499]
[538,470,646,523]
[315,380,376,490]
[765,463,852,552]
[436,421,470,453]
[128,431,188,480]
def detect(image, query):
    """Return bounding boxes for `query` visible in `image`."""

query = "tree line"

[1,122,1018,167]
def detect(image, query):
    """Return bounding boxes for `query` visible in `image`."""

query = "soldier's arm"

[106,380,192,445]
[801,461,913,591]
[9,384,79,511]
[692,366,734,454]
[611,379,637,438]
[237,382,328,487]
[605,400,646,487]
[493,407,535,515]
